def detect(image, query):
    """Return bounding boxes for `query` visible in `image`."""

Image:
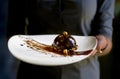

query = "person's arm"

[91,0,115,56]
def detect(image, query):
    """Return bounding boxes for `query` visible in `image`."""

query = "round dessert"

[52,31,78,55]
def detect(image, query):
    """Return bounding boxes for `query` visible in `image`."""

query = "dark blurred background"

[0,0,120,79]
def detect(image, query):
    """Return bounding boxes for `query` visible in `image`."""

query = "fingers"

[89,35,107,57]
[96,35,107,52]
[89,49,97,56]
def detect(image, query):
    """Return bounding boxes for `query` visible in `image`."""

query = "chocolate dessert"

[51,31,78,56]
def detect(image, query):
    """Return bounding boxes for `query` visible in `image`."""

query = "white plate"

[8,35,97,66]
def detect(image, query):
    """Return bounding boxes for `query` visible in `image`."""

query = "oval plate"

[8,35,97,66]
